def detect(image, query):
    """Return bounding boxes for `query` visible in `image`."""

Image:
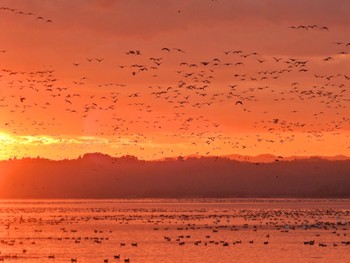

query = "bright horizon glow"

[0,131,349,160]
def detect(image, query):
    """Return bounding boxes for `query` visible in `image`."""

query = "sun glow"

[0,133,16,144]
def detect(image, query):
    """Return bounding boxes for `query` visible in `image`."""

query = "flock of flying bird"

[0,3,350,160]
[0,6,53,23]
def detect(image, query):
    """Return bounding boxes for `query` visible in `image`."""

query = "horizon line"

[2,152,350,162]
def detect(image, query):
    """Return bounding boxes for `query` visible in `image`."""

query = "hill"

[1,153,349,198]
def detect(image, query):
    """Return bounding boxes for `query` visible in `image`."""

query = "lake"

[0,199,349,262]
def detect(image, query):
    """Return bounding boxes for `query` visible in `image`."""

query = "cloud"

[0,133,110,146]
[0,133,16,144]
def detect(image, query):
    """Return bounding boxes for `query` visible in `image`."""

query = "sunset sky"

[0,0,350,160]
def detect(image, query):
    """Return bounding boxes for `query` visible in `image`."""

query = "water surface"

[0,199,349,262]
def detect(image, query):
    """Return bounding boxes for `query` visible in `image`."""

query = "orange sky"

[0,0,350,160]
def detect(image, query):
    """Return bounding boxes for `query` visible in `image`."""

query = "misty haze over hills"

[1,153,349,198]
